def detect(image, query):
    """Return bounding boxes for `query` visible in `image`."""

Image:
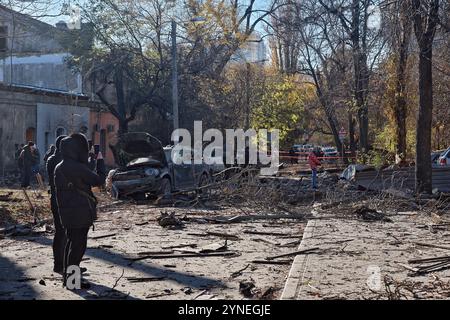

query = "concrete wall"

[36,103,90,159]
[0,88,91,171]
[0,91,37,171]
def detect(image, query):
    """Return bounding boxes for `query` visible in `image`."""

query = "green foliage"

[251,76,315,148]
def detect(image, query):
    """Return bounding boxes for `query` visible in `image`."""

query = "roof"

[0,82,88,99]
[0,4,58,31]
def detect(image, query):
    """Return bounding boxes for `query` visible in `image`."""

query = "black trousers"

[21,166,31,188]
[51,196,66,271]
[63,227,89,274]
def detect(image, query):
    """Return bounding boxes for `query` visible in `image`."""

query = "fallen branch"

[408,255,450,264]
[230,264,251,278]
[413,242,450,250]
[243,230,297,237]
[90,233,117,240]
[265,247,321,261]
[251,260,292,265]
[126,277,166,283]
[128,251,239,261]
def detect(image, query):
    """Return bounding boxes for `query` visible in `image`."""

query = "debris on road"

[126,277,166,283]
[157,211,184,229]
[230,264,251,278]
[90,233,117,240]
[239,280,256,298]
[354,206,392,222]
[265,247,321,261]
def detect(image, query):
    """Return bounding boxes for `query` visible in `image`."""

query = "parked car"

[320,147,338,162]
[107,133,212,199]
[438,147,450,166]
[431,150,444,165]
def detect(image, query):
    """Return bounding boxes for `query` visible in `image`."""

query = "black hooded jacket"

[46,136,66,195]
[55,133,106,228]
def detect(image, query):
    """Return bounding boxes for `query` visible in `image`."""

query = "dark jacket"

[55,134,106,229]
[43,146,55,164]
[47,136,66,195]
[18,146,36,169]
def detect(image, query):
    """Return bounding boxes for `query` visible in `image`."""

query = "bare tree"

[411,0,440,193]
[382,0,413,164]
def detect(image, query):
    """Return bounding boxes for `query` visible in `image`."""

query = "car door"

[172,149,195,189]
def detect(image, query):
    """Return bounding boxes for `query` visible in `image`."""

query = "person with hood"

[18,142,37,188]
[44,145,56,164]
[54,133,106,289]
[308,147,322,190]
[46,136,67,274]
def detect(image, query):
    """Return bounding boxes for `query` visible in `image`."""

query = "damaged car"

[107,133,212,199]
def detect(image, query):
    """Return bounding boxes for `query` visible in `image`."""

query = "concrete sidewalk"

[281,210,450,300]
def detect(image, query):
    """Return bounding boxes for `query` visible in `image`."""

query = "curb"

[280,219,317,300]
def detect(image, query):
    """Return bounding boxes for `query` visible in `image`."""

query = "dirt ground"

[2,173,449,300]
[0,188,306,300]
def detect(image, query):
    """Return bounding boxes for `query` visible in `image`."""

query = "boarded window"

[0,26,7,52]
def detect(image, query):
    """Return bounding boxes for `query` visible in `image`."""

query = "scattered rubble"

[157,211,184,229]
[239,280,256,298]
[353,206,392,222]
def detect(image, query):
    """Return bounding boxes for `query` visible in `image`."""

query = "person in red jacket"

[308,148,322,189]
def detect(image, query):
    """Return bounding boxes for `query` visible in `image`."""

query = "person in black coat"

[46,136,67,274]
[18,142,37,188]
[54,133,106,288]
[44,145,56,164]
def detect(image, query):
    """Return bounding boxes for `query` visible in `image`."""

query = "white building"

[231,31,267,65]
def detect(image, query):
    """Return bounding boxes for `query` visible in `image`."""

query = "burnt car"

[107,133,212,199]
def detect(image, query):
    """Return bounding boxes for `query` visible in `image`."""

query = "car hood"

[110,132,167,168]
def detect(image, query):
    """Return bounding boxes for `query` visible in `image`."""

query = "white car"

[438,147,450,166]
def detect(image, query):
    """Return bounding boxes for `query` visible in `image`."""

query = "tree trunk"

[394,3,412,165]
[415,45,433,193]
[394,48,409,165]
[348,112,356,159]
[351,0,369,153]
[114,66,128,134]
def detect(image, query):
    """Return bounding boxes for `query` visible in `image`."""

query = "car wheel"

[159,177,172,197]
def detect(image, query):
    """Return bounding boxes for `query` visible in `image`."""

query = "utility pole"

[171,20,179,133]
[245,62,250,130]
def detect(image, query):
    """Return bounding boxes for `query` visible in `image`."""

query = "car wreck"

[107,133,212,199]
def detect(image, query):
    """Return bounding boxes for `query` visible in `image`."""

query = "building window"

[26,127,36,143]
[56,127,66,137]
[0,26,7,52]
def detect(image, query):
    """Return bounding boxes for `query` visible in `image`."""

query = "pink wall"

[89,111,119,167]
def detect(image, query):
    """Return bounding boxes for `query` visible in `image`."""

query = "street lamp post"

[171,20,179,133]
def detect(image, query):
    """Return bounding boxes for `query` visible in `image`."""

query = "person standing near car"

[308,147,322,190]
[46,136,67,274]
[55,133,106,289]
